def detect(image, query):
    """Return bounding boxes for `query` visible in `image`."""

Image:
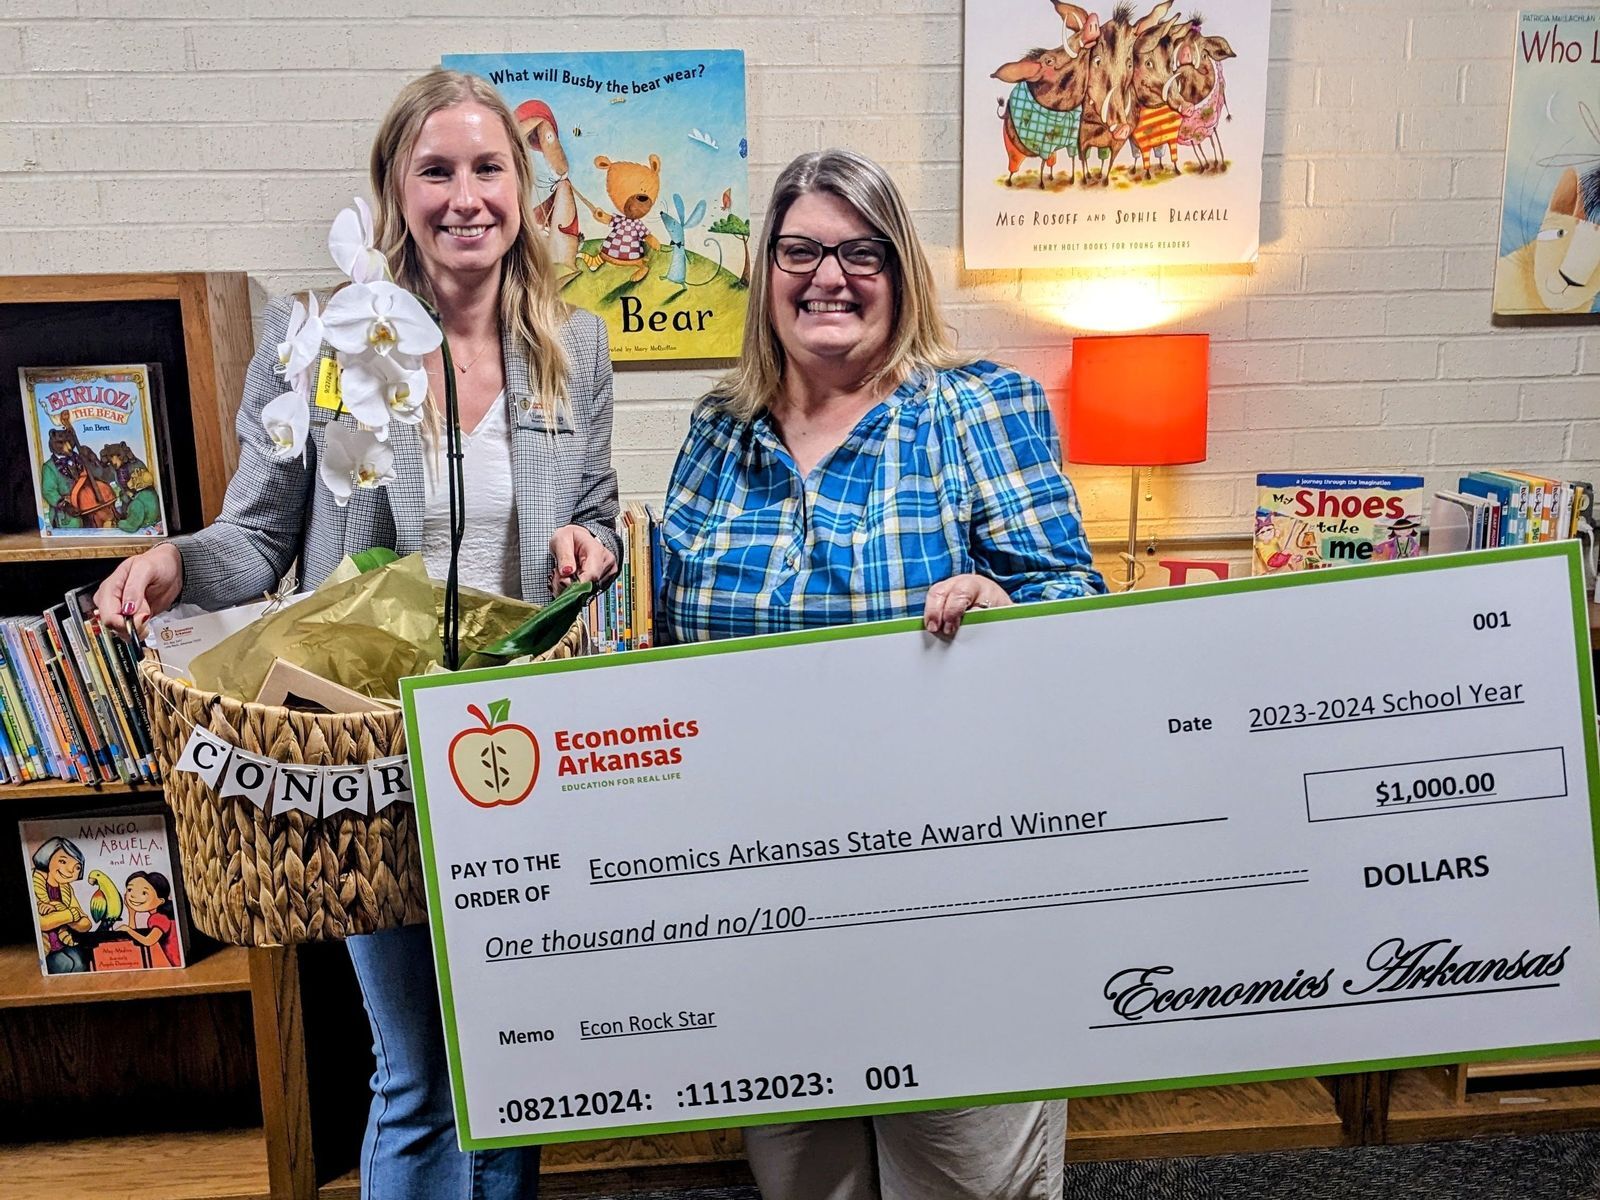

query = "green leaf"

[488,698,511,726]
[351,547,400,574]
[474,580,595,663]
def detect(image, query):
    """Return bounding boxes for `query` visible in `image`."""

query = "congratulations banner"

[402,544,1600,1147]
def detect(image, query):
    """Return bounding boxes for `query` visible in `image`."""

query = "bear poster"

[963,1,1270,269]
[18,363,169,538]
[1493,11,1600,316]
[445,50,750,362]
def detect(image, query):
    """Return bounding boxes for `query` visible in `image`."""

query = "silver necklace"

[453,343,493,374]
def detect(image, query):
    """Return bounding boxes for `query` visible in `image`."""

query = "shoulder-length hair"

[368,69,570,419]
[31,836,84,874]
[713,149,964,421]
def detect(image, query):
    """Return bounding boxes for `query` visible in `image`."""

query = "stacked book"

[585,502,664,653]
[1434,471,1592,551]
[0,585,158,786]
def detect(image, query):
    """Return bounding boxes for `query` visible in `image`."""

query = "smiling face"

[124,876,157,913]
[768,190,897,374]
[47,848,81,886]
[401,102,521,289]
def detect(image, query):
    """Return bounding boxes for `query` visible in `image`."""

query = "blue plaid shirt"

[660,361,1104,643]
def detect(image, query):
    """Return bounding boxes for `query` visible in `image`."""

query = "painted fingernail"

[121,603,136,617]
[561,565,575,576]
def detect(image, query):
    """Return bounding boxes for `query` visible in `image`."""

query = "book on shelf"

[19,807,190,976]
[0,588,158,787]
[1253,473,1426,575]
[584,503,664,652]
[18,363,172,538]
[1437,469,1591,552]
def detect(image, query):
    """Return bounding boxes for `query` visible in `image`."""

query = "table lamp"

[1065,333,1209,591]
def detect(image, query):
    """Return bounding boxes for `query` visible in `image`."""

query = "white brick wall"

[3,0,1596,541]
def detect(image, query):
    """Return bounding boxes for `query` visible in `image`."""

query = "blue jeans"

[347,923,541,1200]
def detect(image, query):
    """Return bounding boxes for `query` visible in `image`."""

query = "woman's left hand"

[923,573,1011,637]
[550,524,616,594]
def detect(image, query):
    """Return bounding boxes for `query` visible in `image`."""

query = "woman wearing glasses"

[659,148,1102,1199]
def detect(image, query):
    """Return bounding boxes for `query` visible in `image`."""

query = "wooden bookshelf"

[0,778,157,802]
[1386,1064,1600,1143]
[0,273,319,1197]
[1468,1053,1600,1082]
[1066,1080,1347,1161]
[0,1128,271,1200]
[0,272,252,524]
[0,530,166,563]
[0,942,251,1007]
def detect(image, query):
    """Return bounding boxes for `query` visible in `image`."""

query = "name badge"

[514,392,573,434]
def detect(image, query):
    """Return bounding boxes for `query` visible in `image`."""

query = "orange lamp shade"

[1065,333,1209,466]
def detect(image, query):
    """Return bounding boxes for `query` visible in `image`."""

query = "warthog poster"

[1493,11,1600,317]
[963,0,1270,268]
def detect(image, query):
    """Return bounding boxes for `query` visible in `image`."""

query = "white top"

[422,392,521,598]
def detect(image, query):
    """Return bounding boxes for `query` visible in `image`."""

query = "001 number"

[864,1063,920,1091]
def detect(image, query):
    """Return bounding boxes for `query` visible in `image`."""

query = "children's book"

[1254,473,1426,575]
[1493,11,1600,315]
[19,809,189,976]
[443,49,751,362]
[19,364,169,538]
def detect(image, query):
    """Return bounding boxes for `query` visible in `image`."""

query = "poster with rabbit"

[445,50,749,361]
[1493,11,1600,316]
[963,1,1271,268]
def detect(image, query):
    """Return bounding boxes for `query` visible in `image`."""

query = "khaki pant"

[742,1100,1067,1200]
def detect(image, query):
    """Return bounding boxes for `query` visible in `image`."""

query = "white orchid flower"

[329,197,388,284]
[321,281,443,360]
[277,293,323,386]
[337,349,430,437]
[319,423,395,506]
[261,388,311,463]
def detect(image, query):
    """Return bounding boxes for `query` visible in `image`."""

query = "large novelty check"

[400,543,1600,1148]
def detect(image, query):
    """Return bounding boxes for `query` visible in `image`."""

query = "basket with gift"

[130,197,606,945]
[140,555,593,944]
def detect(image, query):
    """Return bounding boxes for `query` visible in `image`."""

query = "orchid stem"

[422,298,464,671]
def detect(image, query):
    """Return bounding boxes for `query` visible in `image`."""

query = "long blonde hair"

[368,69,570,419]
[713,148,964,421]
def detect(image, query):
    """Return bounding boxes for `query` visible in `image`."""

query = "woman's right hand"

[95,542,184,634]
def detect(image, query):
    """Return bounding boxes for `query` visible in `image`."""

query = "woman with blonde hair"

[96,68,621,1197]
[659,148,1102,1197]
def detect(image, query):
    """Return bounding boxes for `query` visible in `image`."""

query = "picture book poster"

[445,50,750,361]
[20,810,187,976]
[19,364,168,538]
[1253,474,1426,576]
[1493,11,1600,315]
[963,1,1270,269]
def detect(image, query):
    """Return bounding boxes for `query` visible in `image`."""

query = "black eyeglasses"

[770,235,894,277]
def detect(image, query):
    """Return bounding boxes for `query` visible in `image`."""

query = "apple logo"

[448,700,539,808]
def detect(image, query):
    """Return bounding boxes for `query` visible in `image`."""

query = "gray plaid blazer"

[178,295,621,608]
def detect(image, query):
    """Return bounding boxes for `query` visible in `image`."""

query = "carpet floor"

[575,1132,1600,1199]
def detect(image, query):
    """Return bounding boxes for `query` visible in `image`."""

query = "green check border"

[400,541,1600,1148]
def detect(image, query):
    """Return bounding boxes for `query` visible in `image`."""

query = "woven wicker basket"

[139,618,587,946]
